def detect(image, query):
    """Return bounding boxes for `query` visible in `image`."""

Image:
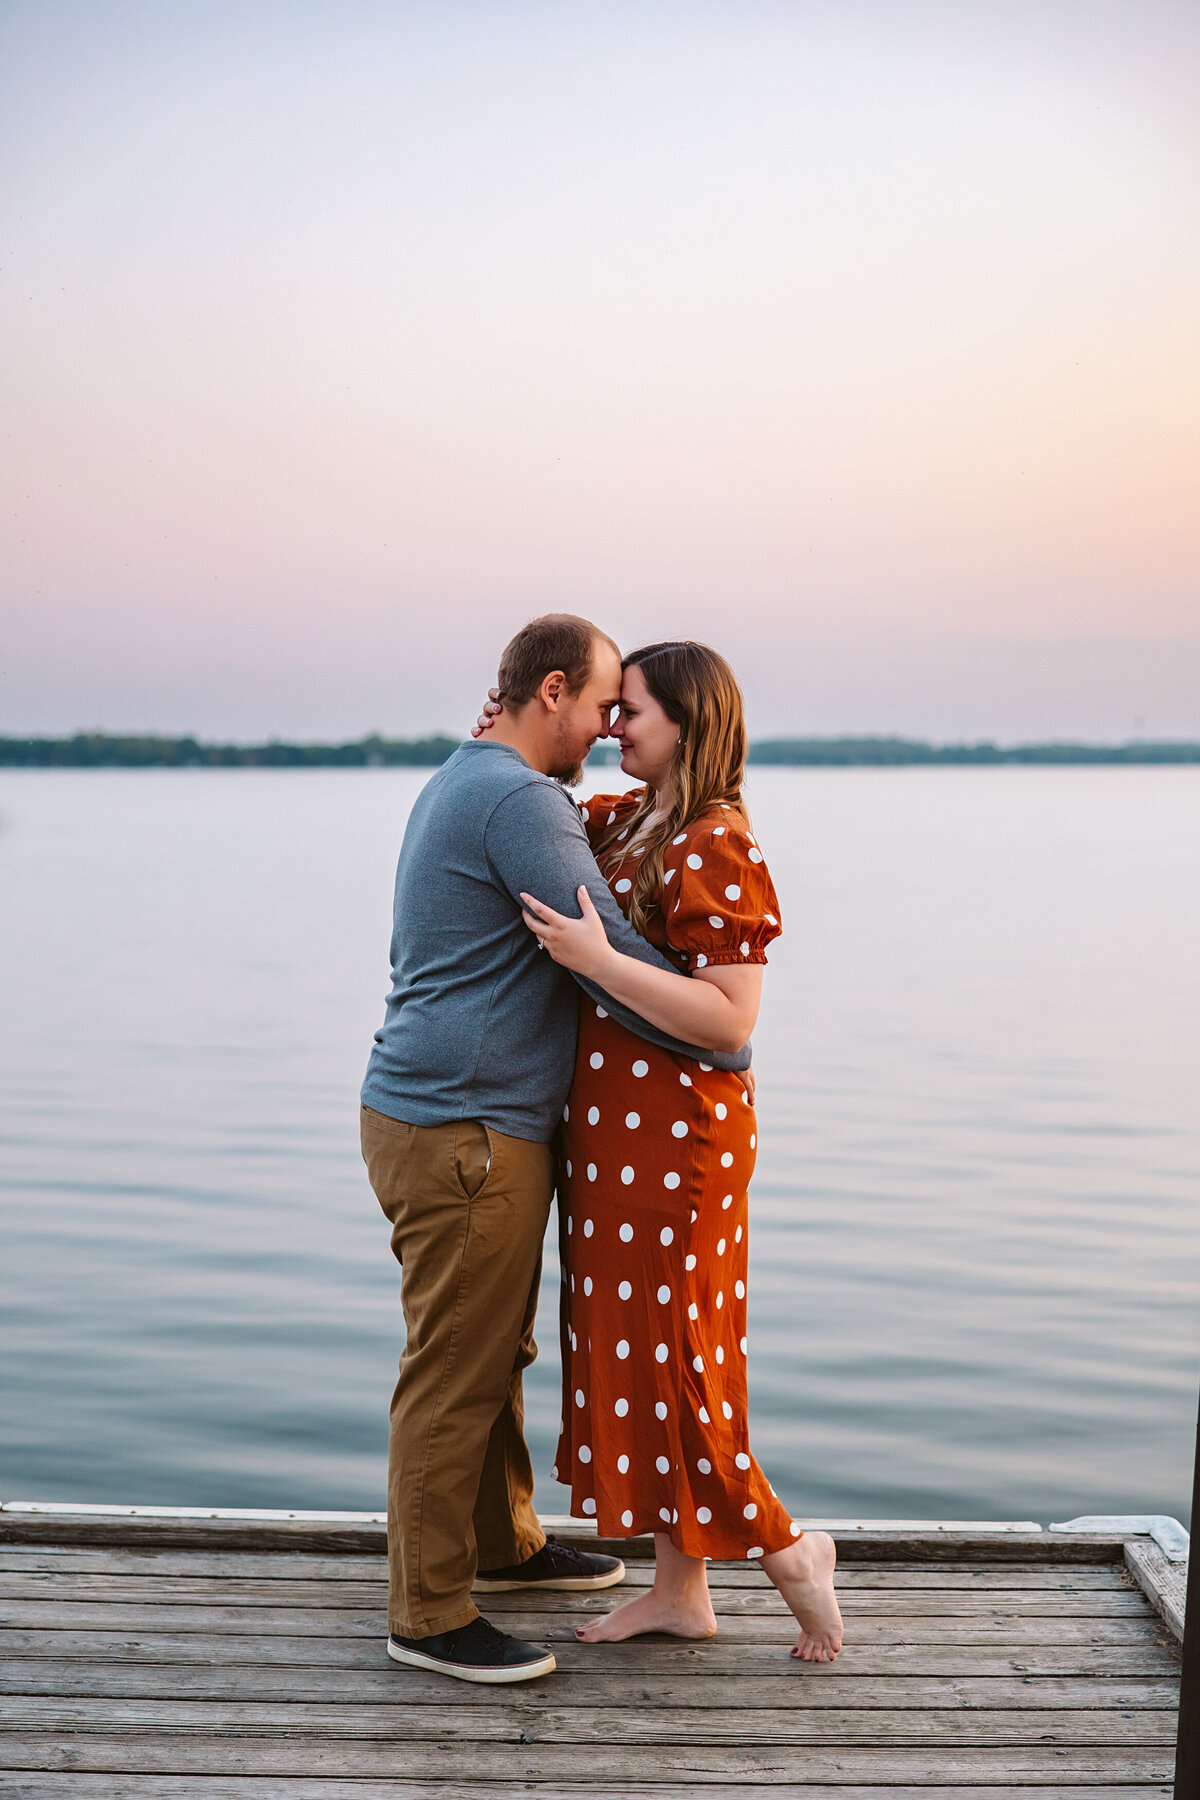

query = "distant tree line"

[2,732,1198,768]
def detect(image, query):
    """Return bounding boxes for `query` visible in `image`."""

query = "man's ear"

[539,669,568,712]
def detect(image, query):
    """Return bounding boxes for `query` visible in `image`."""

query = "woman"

[518,641,842,1661]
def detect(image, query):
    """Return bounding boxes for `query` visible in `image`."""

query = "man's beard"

[547,719,587,787]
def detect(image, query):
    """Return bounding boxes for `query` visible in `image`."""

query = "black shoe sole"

[387,1638,556,1683]
[474,1558,626,1593]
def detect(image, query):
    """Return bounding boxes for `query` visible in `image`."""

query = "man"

[361,613,751,1683]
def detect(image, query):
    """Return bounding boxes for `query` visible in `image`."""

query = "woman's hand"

[521,885,616,982]
[471,688,504,737]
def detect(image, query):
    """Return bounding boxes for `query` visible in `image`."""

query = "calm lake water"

[2,766,1198,1525]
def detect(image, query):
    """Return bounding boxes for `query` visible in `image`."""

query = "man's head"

[495,614,622,784]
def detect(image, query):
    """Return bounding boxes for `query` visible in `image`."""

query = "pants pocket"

[453,1120,492,1200]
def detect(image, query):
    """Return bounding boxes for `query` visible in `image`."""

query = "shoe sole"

[387,1639,556,1684]
[474,1560,626,1594]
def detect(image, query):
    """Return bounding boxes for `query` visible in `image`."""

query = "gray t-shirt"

[361,741,750,1141]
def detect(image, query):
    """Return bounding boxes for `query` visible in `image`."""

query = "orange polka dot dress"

[553,790,800,1561]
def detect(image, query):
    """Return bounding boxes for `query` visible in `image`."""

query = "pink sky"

[2,1,1198,740]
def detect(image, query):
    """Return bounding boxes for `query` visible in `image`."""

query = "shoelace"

[454,1615,509,1653]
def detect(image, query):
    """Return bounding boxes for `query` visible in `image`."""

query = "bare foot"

[762,1530,843,1662]
[573,1586,718,1643]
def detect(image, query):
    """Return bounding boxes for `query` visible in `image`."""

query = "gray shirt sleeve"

[483,780,751,1072]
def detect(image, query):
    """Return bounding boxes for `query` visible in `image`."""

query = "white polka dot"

[740,1336,748,1354]
[615,1397,629,1416]
[744,1502,757,1519]
[575,1389,585,1408]
[656,1455,670,1474]
[618,1453,630,1472]
[551,1465,558,1479]
[664,868,676,883]
[720,1152,734,1168]
[663,1172,681,1190]
[697,1457,712,1474]
[687,1302,699,1320]
[747,1546,764,1559]
[765,912,778,925]
[714,1102,727,1120]
[620,1165,635,1185]
[660,1226,674,1245]
[672,833,687,845]
[748,848,763,863]
[717,1237,726,1255]
[716,1291,724,1309]
[570,1330,577,1351]
[563,1104,570,1121]
[679,1071,692,1087]
[671,1120,688,1138]
[655,1401,668,1420]
[587,1162,598,1181]
[582,1275,593,1297]
[699,1061,713,1072]
[578,1445,591,1463]
[617,828,628,840]
[632,1060,649,1078]
[712,825,726,835]
[692,1354,704,1373]
[694,954,708,968]
[655,1342,669,1363]
[740,941,750,957]
[708,915,725,929]
[685,1253,697,1270]
[589,1051,604,1069]
[724,883,741,901]
[621,1509,634,1527]
[580,807,590,821]
[697,1506,712,1524]
[625,1111,641,1128]
[616,1339,630,1359]
[595,1005,608,1018]
[583,1219,594,1237]
[618,1280,633,1300]
[672,1508,679,1524]
[615,878,632,893]
[587,1105,600,1126]
[716,1345,725,1364]
[735,1279,745,1298]
[721,1194,732,1210]
[735,1225,743,1242]
[749,1133,756,1149]
[686,853,703,870]
[722,1401,734,1419]
[698,1405,710,1423]
[790,1521,802,1536]
[607,810,617,823]
[657,1284,671,1303]
[659,1507,672,1524]
[619,1222,633,1242]
[566,1163,573,1180]
[569,1274,575,1292]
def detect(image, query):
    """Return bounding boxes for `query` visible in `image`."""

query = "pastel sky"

[3,0,1198,740]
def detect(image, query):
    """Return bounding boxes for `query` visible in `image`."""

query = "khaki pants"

[361,1105,553,1637]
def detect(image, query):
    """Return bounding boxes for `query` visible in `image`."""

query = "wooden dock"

[0,1507,1184,1797]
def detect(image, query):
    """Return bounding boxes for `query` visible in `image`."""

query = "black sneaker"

[474,1535,626,1593]
[387,1616,556,1684]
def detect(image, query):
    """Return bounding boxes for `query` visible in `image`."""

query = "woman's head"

[598,640,750,931]
[615,640,747,807]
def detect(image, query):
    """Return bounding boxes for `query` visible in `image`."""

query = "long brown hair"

[595,641,750,934]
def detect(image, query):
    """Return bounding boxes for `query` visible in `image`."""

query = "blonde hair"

[594,641,749,934]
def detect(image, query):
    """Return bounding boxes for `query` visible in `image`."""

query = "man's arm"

[485,782,751,1071]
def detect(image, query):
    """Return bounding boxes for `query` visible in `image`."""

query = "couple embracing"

[360,613,842,1684]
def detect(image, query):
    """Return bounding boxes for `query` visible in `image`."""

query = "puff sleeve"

[662,813,782,971]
